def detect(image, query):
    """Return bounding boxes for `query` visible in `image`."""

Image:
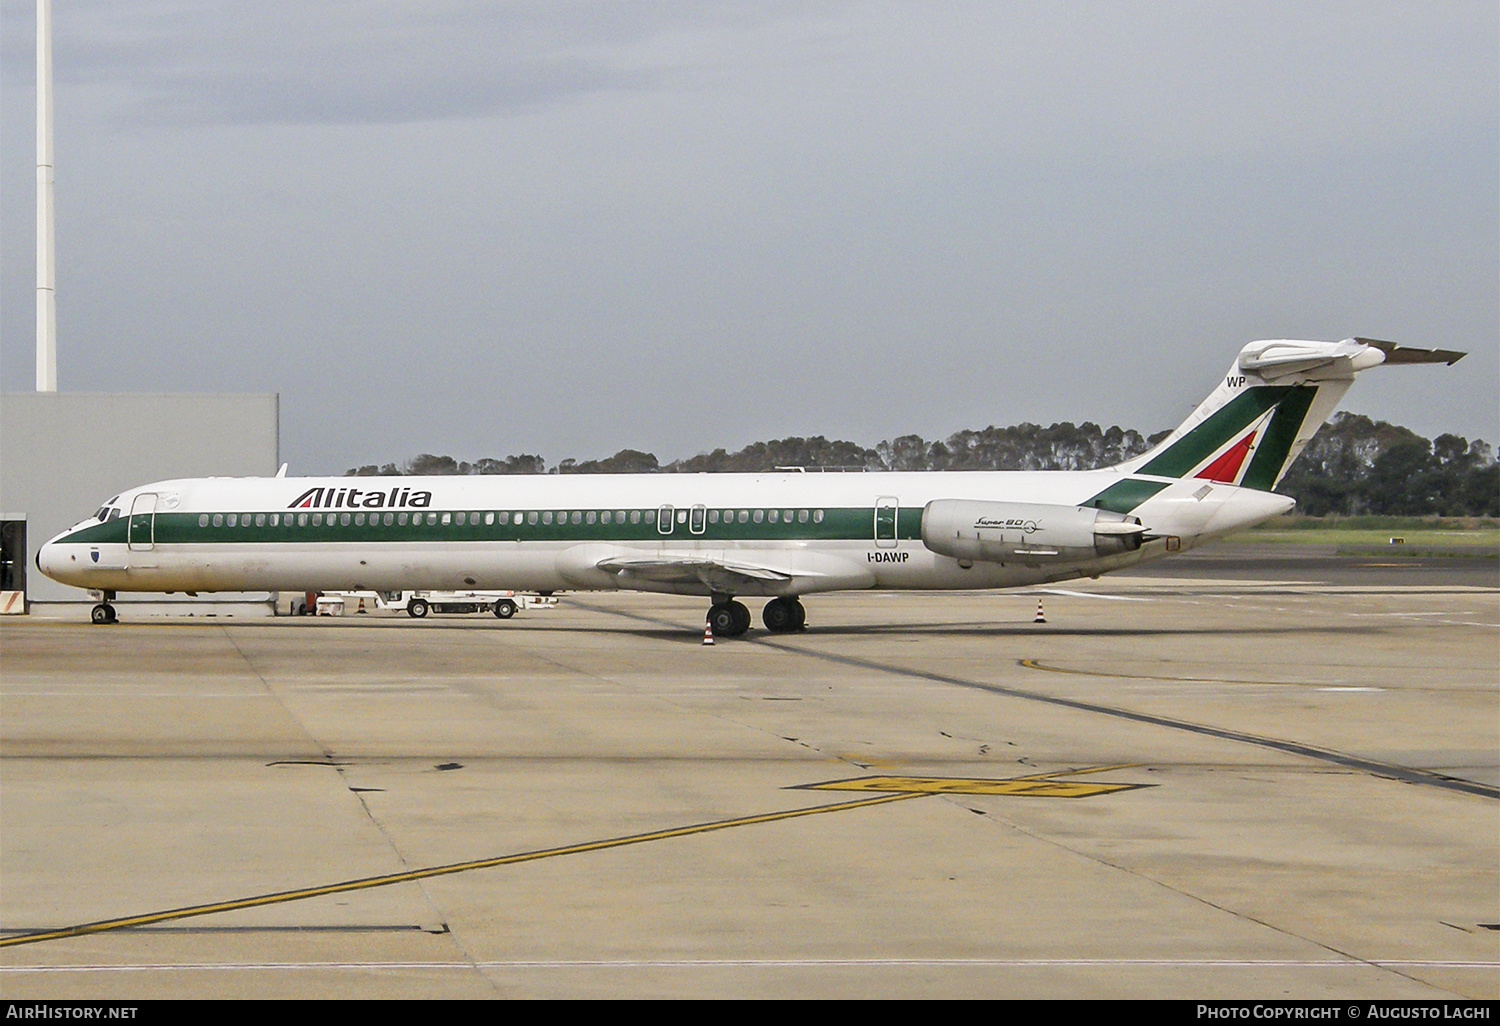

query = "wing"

[596,556,793,594]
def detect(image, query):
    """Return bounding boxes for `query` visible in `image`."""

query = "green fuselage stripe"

[66,507,928,547]
[1082,478,1170,514]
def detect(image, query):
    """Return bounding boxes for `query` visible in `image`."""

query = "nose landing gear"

[91,601,117,624]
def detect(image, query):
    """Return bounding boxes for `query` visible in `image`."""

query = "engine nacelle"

[920,500,1145,564]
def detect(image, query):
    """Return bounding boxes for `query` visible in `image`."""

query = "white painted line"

[1036,589,1150,602]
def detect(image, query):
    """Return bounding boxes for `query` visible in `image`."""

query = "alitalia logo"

[288,487,433,510]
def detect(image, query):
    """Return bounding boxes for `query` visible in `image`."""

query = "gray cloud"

[1,1,1494,472]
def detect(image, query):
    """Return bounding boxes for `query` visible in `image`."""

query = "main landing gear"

[761,596,806,633]
[705,596,806,638]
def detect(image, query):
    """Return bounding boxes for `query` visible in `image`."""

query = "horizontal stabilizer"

[1352,338,1467,366]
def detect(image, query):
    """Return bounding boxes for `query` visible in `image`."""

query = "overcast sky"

[2,1,1495,473]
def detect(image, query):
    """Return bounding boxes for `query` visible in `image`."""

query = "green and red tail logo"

[1136,385,1318,489]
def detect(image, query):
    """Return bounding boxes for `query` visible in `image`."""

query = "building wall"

[0,393,279,603]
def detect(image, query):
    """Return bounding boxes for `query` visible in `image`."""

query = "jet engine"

[920,500,1146,564]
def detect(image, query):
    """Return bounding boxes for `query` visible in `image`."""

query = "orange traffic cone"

[702,621,715,645]
[356,596,368,614]
[1033,599,1046,624]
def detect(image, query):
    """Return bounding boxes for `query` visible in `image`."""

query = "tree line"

[346,413,1497,517]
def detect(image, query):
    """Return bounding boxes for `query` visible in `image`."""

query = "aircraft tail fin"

[1115,338,1466,491]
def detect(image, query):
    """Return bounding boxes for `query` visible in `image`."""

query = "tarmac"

[1,552,1496,999]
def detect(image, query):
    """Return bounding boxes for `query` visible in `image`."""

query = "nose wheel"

[90,603,117,624]
[707,600,751,637]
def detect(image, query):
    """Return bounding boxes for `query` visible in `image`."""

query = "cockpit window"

[107,508,120,520]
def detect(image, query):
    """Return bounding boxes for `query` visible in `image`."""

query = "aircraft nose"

[35,532,70,582]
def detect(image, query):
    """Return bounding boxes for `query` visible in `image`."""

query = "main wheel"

[493,598,518,619]
[789,597,806,630]
[708,601,751,637]
[708,602,738,637]
[407,598,429,618]
[762,597,798,633]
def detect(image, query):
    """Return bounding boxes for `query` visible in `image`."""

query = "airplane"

[37,337,1465,632]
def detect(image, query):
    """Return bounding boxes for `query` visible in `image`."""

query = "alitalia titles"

[287,487,433,510]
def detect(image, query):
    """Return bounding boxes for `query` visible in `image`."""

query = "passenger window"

[340,513,351,526]
[708,510,719,524]
[768,509,779,523]
[213,514,223,527]
[312,513,323,526]
[227,514,238,527]
[676,509,687,524]
[798,509,809,523]
[456,512,466,526]
[571,511,582,525]
[737,510,749,523]
[601,511,612,524]
[630,510,641,524]
[813,509,824,523]
[753,509,764,523]
[269,514,279,527]
[256,514,266,527]
[586,510,597,524]
[383,512,393,526]
[297,513,308,527]
[485,512,495,526]
[543,511,553,525]
[354,513,365,526]
[615,511,626,523]
[199,514,209,527]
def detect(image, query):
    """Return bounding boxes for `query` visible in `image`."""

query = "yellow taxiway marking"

[0,766,1144,949]
[800,765,1148,799]
[0,791,921,949]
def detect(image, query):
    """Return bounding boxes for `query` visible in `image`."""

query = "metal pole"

[36,0,57,392]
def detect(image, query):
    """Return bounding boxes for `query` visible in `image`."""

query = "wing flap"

[596,556,794,592]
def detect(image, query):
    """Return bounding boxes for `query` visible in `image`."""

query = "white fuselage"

[37,468,1293,599]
